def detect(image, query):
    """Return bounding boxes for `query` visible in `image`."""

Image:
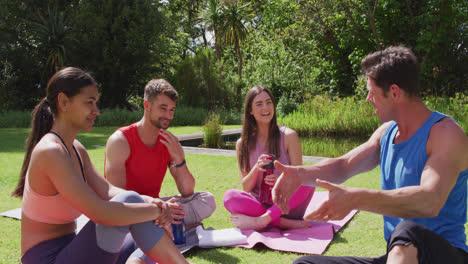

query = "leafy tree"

[67,0,171,109]
[175,47,234,110]
[200,0,224,60]
[218,1,252,109]
[29,5,69,75]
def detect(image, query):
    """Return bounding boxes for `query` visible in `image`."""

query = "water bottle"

[259,154,275,205]
[172,218,186,245]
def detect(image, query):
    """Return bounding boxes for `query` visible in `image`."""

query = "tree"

[200,0,223,60]
[68,0,172,109]
[29,5,68,75]
[218,1,252,109]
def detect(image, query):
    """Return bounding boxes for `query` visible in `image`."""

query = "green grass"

[1,127,467,263]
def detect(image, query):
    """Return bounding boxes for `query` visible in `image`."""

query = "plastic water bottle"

[259,154,275,205]
[172,218,186,245]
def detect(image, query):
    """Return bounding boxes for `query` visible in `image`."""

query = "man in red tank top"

[104,79,216,232]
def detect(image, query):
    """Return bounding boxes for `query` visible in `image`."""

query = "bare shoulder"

[281,126,299,143]
[367,121,392,145]
[73,139,87,156]
[235,137,243,150]
[106,130,129,150]
[282,126,298,137]
[105,130,130,162]
[428,117,468,155]
[32,135,70,168]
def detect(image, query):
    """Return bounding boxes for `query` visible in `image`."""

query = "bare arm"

[161,130,195,197]
[104,131,129,192]
[32,142,162,226]
[235,138,271,192]
[284,128,303,166]
[306,118,468,221]
[273,122,389,213]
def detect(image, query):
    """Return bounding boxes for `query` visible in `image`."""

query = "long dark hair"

[238,85,280,172]
[12,67,97,197]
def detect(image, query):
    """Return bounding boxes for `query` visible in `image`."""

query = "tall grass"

[203,113,224,148]
[279,95,379,137]
[279,94,468,138]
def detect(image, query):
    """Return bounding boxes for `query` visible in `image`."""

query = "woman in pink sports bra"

[12,67,188,264]
[223,85,315,230]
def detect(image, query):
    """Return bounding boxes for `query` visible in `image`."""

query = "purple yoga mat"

[233,191,358,254]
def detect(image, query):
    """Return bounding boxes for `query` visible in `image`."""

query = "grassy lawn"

[0,127,466,263]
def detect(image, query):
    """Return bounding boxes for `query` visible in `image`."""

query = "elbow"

[418,199,443,218]
[424,203,443,218]
[241,181,253,192]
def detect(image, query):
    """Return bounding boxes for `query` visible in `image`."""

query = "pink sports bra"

[22,132,85,224]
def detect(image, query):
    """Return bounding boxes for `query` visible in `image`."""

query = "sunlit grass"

[1,126,467,263]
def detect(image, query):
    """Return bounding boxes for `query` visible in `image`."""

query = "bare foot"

[278,218,313,229]
[231,214,269,230]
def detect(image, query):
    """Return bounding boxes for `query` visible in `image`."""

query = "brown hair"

[238,85,280,172]
[144,79,178,102]
[361,46,420,97]
[12,67,97,197]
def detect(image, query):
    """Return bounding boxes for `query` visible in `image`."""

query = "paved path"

[180,128,327,163]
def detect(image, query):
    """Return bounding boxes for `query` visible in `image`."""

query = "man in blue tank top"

[272,46,468,264]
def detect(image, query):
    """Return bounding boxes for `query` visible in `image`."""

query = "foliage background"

[1,0,466,112]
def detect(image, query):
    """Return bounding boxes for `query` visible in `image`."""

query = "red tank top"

[118,123,171,198]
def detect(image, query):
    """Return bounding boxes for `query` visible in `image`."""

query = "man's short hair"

[361,46,420,97]
[144,79,179,102]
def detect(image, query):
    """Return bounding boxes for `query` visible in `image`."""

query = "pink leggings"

[223,186,315,226]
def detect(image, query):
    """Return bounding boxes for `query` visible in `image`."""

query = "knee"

[200,191,216,215]
[388,220,424,257]
[112,191,145,204]
[293,256,316,264]
[390,220,424,241]
[223,189,242,208]
[191,191,216,219]
[388,244,418,263]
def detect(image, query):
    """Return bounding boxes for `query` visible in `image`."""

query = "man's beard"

[150,117,170,129]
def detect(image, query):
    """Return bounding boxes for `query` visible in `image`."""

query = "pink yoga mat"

[234,191,358,254]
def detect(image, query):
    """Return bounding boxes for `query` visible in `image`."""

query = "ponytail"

[11,67,96,198]
[11,97,54,197]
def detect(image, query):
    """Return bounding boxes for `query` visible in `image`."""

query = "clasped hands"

[152,197,185,240]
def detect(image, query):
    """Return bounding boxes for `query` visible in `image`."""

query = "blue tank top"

[380,111,468,253]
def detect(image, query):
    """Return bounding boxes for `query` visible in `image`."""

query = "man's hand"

[304,179,355,221]
[160,129,185,164]
[272,160,302,214]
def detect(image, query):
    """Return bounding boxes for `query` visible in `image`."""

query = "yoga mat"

[232,191,358,254]
[1,192,357,255]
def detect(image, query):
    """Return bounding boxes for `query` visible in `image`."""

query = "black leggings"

[293,220,468,264]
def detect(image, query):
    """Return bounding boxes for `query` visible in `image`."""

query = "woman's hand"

[166,197,185,224]
[264,173,279,186]
[254,154,274,172]
[151,199,174,239]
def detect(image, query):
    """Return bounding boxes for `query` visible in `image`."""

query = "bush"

[279,94,468,138]
[0,111,32,128]
[202,112,223,148]
[276,93,300,117]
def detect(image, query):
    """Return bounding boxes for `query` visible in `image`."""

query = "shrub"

[276,93,300,117]
[203,112,224,148]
